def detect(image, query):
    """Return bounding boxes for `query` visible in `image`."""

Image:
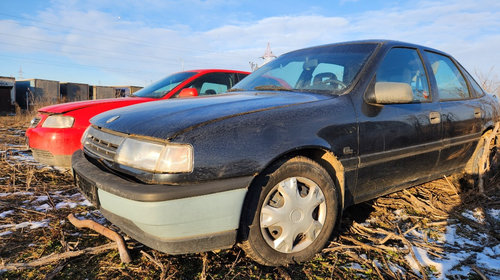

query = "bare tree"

[474,67,500,97]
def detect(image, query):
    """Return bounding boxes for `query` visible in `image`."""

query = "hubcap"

[260,177,326,253]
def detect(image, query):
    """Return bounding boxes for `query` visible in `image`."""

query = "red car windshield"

[132,71,197,98]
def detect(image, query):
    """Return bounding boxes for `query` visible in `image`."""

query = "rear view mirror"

[366,82,413,104]
[179,88,198,98]
[303,58,318,71]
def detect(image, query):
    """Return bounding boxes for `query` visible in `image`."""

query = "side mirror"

[179,88,198,98]
[366,82,413,104]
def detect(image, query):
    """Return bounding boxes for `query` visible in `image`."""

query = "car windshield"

[233,43,377,95]
[132,72,197,98]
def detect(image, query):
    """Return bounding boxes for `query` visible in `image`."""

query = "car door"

[354,47,442,203]
[424,51,483,172]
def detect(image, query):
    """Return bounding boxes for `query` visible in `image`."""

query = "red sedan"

[26,69,249,168]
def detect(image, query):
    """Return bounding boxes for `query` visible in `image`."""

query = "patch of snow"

[414,246,441,277]
[34,195,48,202]
[373,259,382,268]
[15,222,31,229]
[50,166,69,172]
[52,193,92,210]
[360,218,375,226]
[409,229,424,239]
[0,191,34,197]
[442,224,482,247]
[388,261,405,276]
[85,210,107,225]
[55,201,78,209]
[476,244,500,269]
[404,254,421,276]
[80,199,92,207]
[394,209,409,220]
[29,219,50,229]
[0,230,12,236]
[6,144,27,148]
[461,208,485,224]
[0,224,14,229]
[8,154,39,164]
[14,219,50,230]
[345,262,363,270]
[0,210,14,218]
[414,223,500,279]
[487,209,500,221]
[34,203,52,211]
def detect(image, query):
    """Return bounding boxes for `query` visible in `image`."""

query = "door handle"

[429,111,441,124]
[474,108,482,118]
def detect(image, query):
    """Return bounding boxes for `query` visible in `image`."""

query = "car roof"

[181,69,250,75]
[285,39,451,58]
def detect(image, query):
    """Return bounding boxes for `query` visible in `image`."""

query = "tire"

[239,156,339,266]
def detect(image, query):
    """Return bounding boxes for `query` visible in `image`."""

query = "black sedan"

[72,40,500,266]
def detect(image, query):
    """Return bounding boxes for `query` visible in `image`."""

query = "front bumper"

[72,150,252,254]
[26,126,84,167]
[32,148,72,168]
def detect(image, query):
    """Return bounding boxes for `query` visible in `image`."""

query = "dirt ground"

[0,115,499,280]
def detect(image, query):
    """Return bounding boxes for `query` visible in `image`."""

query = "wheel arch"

[238,146,347,243]
[259,146,345,208]
[465,122,500,174]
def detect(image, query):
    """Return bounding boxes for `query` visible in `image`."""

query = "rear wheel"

[240,156,339,266]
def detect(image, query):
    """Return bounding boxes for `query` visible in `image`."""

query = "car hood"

[92,91,330,140]
[39,97,154,114]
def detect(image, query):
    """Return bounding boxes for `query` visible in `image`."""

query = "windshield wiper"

[253,85,293,91]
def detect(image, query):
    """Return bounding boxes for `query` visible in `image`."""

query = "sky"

[0,0,499,87]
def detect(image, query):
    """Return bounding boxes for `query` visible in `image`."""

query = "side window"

[376,48,430,102]
[237,73,249,82]
[182,73,233,96]
[200,82,228,95]
[461,68,485,98]
[425,51,470,100]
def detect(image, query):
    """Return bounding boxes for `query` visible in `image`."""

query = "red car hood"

[38,97,155,114]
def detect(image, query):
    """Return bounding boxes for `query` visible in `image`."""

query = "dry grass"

[0,115,499,279]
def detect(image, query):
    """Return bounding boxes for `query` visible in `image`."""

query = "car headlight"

[42,115,75,128]
[81,126,91,145]
[115,138,193,173]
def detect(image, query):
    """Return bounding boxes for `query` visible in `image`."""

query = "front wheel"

[240,156,339,266]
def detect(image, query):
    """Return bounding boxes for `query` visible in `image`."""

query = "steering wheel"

[321,78,347,90]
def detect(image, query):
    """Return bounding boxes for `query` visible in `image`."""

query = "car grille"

[30,117,41,127]
[83,126,124,161]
